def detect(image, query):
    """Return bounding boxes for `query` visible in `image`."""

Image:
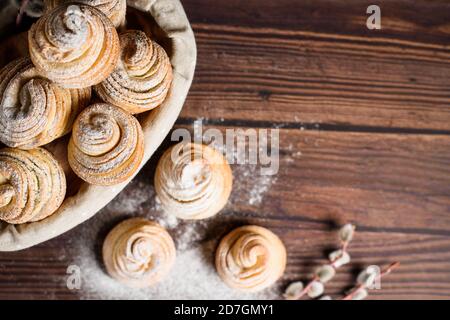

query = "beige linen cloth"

[0,0,197,251]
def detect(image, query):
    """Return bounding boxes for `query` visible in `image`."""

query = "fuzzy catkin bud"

[352,289,368,300]
[329,250,351,268]
[283,281,304,300]
[307,281,324,298]
[339,224,355,242]
[315,265,336,283]
[357,267,378,287]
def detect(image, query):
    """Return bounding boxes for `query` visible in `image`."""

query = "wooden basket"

[0,0,197,251]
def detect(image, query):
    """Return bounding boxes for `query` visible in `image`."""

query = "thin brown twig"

[341,240,349,253]
[341,262,400,300]
[290,275,319,300]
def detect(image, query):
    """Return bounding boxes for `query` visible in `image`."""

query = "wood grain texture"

[181,0,450,131]
[1,0,450,300]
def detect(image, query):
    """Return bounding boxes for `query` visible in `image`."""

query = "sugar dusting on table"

[68,162,279,299]
[73,241,278,299]
[230,164,277,206]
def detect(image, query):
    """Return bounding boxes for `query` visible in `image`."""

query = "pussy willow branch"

[292,275,319,300]
[341,240,349,254]
[330,240,350,269]
[341,262,400,300]
[293,238,351,300]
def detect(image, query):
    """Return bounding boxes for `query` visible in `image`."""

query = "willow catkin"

[43,0,126,28]
[29,3,120,88]
[154,142,232,220]
[0,147,66,224]
[215,225,287,292]
[95,30,173,114]
[102,218,176,288]
[68,103,144,186]
[0,57,91,149]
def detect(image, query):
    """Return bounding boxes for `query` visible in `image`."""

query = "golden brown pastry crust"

[0,57,91,149]
[29,3,120,89]
[44,0,127,28]
[0,147,66,224]
[102,218,176,288]
[95,30,173,114]
[154,142,232,220]
[215,225,287,292]
[68,103,144,186]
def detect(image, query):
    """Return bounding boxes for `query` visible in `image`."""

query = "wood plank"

[175,124,450,233]
[0,0,450,301]
[180,0,450,130]
[183,0,450,44]
[0,126,449,299]
[0,218,449,299]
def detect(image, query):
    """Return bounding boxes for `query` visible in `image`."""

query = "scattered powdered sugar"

[67,168,280,300]
[72,237,278,300]
[187,117,279,206]
[155,208,179,229]
[248,174,276,205]
[65,116,282,299]
[105,179,155,214]
[230,164,277,206]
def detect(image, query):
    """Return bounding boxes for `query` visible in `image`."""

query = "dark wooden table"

[1,0,450,300]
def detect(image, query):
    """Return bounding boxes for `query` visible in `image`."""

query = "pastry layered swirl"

[155,142,232,220]
[44,0,127,28]
[0,58,91,149]
[215,225,287,292]
[68,103,144,186]
[0,147,66,224]
[95,30,173,114]
[103,218,176,288]
[29,3,120,88]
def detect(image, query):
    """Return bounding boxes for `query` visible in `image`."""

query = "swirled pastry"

[0,147,66,224]
[95,30,173,114]
[44,0,126,28]
[215,225,287,292]
[29,3,120,88]
[0,58,91,149]
[154,142,232,220]
[68,103,144,186]
[103,218,176,288]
